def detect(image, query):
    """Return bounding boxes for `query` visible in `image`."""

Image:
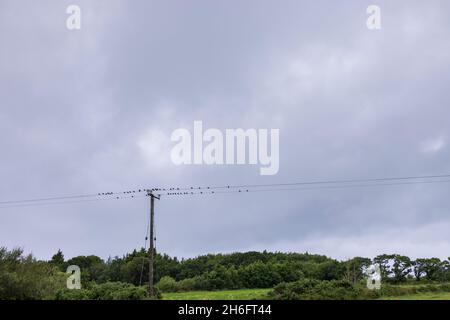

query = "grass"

[162,288,271,300]
[162,283,450,300]
[380,292,450,300]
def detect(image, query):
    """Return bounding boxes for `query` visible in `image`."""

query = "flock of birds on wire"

[1,173,450,209]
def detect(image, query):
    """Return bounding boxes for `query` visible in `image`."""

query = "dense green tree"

[66,255,105,283]
[373,254,394,280]
[373,254,412,283]
[414,258,442,281]
[238,261,282,288]
[121,256,148,286]
[413,259,425,281]
[0,247,65,299]
[155,253,180,281]
[4,246,450,300]
[435,260,450,281]
[342,257,372,284]
[316,260,344,281]
[50,249,65,271]
[391,255,413,283]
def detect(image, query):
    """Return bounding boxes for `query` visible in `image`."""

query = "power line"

[159,173,450,192]
[0,193,101,205]
[1,173,450,208]
[160,179,450,197]
[0,194,148,209]
[0,188,158,206]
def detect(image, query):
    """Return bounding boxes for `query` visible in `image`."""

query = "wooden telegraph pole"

[147,190,159,297]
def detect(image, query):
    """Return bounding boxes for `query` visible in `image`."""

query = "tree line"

[1,246,450,299]
[50,249,450,291]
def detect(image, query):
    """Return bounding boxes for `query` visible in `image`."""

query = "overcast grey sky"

[1,0,450,261]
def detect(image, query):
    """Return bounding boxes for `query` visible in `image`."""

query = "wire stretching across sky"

[1,173,450,208]
[0,195,148,209]
[159,173,450,192]
[160,178,450,197]
[0,189,153,205]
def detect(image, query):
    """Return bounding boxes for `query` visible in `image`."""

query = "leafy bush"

[380,283,450,297]
[177,275,210,291]
[0,247,66,300]
[54,289,91,300]
[269,279,363,300]
[156,276,178,292]
[55,282,150,300]
[89,282,149,300]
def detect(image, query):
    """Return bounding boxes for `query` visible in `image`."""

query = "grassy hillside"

[162,282,450,300]
[380,292,450,300]
[162,288,271,300]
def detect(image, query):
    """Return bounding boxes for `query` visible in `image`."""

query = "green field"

[162,287,450,300]
[380,292,450,300]
[162,288,271,300]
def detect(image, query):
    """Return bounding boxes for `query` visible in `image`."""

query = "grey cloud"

[1,0,450,260]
